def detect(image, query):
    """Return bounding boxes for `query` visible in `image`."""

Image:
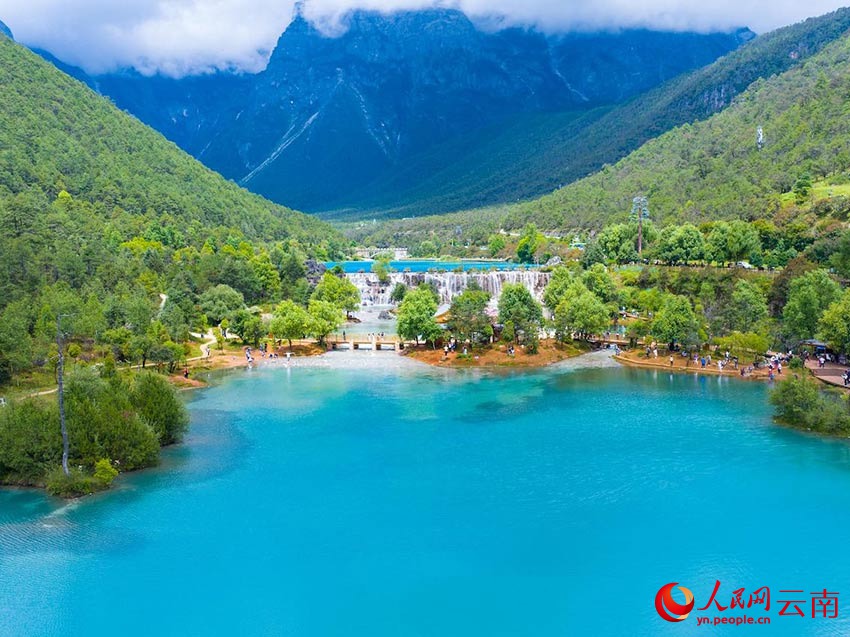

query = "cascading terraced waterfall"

[347,270,551,307]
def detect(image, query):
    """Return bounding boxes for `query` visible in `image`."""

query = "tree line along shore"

[3,221,850,497]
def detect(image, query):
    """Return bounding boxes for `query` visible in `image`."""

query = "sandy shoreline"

[614,351,774,381]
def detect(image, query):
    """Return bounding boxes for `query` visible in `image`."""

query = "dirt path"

[806,359,850,390]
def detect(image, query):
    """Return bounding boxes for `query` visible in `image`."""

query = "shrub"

[770,374,850,435]
[130,372,189,445]
[0,400,60,485]
[93,458,119,487]
[45,466,100,498]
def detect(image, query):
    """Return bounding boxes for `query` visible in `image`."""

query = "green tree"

[371,259,391,285]
[251,253,282,299]
[488,234,506,257]
[269,300,310,350]
[652,296,699,347]
[397,286,441,347]
[447,288,492,345]
[771,374,850,434]
[542,266,577,312]
[724,279,768,333]
[0,399,60,484]
[312,272,361,318]
[726,220,762,263]
[390,283,407,304]
[768,256,817,316]
[783,269,841,342]
[308,300,343,345]
[66,368,159,471]
[129,372,189,445]
[829,230,850,278]
[818,289,850,354]
[159,301,190,343]
[199,284,244,325]
[771,374,821,424]
[656,224,705,265]
[93,458,119,487]
[793,173,813,204]
[581,263,617,303]
[498,284,543,346]
[516,224,541,264]
[278,252,310,304]
[597,223,637,264]
[553,283,609,341]
[228,309,264,347]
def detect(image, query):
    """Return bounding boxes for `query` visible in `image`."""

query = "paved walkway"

[806,360,850,390]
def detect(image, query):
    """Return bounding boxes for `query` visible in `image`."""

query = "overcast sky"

[0,0,847,76]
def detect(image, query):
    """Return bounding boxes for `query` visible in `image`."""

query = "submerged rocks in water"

[378,310,394,320]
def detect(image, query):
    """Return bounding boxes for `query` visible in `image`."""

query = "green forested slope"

[0,35,333,246]
[500,31,850,231]
[327,8,850,219]
[0,34,347,387]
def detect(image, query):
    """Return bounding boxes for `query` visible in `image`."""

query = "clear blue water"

[326,260,532,273]
[2,360,850,636]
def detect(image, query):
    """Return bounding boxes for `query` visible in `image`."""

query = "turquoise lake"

[325,260,533,273]
[2,355,850,636]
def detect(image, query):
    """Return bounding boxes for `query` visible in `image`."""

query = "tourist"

[669,355,674,367]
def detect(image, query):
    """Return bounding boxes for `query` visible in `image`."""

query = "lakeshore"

[173,339,842,389]
[613,349,775,380]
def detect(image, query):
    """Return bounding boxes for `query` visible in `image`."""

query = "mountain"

[338,9,850,219]
[491,17,850,232]
[0,19,12,40]
[69,8,750,216]
[353,7,850,245]
[0,33,341,309]
[0,35,331,243]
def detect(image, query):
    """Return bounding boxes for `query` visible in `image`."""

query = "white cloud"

[0,0,847,76]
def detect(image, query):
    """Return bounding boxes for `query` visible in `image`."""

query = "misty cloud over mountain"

[0,0,846,76]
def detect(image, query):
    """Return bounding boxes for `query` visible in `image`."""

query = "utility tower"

[630,196,650,256]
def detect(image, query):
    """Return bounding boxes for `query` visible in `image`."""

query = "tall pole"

[638,213,643,257]
[57,316,69,476]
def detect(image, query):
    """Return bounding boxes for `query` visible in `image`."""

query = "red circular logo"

[655,582,695,622]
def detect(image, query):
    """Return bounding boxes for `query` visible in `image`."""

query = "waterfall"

[347,270,551,307]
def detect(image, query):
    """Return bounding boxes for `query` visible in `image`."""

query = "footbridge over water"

[331,338,404,351]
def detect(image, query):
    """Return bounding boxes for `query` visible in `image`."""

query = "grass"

[779,181,850,206]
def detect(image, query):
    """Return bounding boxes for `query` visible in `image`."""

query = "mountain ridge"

[326,7,850,219]
[29,8,751,216]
